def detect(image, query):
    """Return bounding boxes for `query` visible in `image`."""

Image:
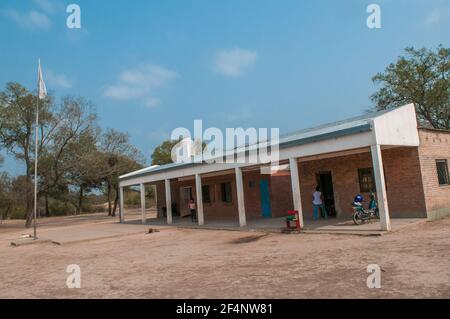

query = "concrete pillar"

[165,179,173,225]
[195,174,205,225]
[119,186,124,223]
[370,144,391,231]
[289,158,304,228]
[235,167,247,227]
[140,183,146,224]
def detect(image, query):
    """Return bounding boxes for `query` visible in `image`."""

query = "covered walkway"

[122,213,425,236]
[119,104,422,232]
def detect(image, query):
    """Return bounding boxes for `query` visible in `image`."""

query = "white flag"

[37,59,47,100]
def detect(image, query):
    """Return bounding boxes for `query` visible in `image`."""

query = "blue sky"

[1,0,449,174]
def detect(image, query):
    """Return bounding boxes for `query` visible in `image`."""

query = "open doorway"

[179,186,192,217]
[316,171,336,217]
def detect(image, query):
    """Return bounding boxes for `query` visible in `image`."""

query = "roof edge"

[119,123,372,182]
[418,127,450,134]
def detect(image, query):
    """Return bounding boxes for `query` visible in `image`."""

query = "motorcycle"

[352,199,380,225]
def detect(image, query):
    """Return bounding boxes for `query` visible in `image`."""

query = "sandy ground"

[0,215,449,298]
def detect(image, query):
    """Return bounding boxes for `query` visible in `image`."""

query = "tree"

[0,83,53,226]
[0,174,29,220]
[0,172,12,220]
[151,139,180,165]
[371,46,449,130]
[58,128,102,214]
[98,129,144,216]
[0,83,97,226]
[150,138,205,165]
[0,82,148,222]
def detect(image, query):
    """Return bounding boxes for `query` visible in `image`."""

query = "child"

[312,186,328,220]
[368,193,379,217]
[189,198,197,222]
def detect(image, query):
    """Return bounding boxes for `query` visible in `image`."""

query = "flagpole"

[33,60,40,240]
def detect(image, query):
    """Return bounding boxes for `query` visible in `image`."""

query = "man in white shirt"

[312,186,328,220]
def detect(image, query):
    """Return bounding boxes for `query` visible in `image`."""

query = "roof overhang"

[119,103,419,187]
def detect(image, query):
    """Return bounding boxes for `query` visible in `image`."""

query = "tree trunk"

[77,185,84,215]
[25,198,33,227]
[107,182,112,216]
[112,187,119,217]
[45,193,50,217]
[25,163,34,228]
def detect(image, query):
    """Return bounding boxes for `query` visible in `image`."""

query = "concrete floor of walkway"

[8,209,426,246]
[124,211,426,236]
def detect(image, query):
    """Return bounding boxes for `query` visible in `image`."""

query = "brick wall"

[154,169,295,221]
[156,174,240,221]
[298,147,427,220]
[418,129,450,219]
[382,147,427,218]
[269,171,294,217]
[153,143,434,222]
[242,169,294,218]
[243,170,262,218]
[202,174,239,221]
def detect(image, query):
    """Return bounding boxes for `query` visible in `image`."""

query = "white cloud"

[45,69,73,89]
[214,48,257,77]
[5,9,51,30]
[103,64,179,107]
[33,0,58,13]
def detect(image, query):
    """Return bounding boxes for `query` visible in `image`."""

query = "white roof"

[119,104,419,184]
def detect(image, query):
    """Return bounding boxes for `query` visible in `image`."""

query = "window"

[220,182,232,203]
[248,180,256,188]
[202,185,211,203]
[358,168,376,193]
[436,160,449,186]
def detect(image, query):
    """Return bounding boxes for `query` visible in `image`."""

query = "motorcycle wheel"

[353,212,364,225]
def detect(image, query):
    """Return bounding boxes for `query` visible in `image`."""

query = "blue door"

[259,179,272,218]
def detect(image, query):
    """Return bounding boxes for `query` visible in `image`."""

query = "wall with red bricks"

[242,170,263,218]
[152,143,437,222]
[381,147,427,218]
[156,174,240,221]
[417,129,450,219]
[154,169,295,221]
[202,173,239,221]
[298,147,427,220]
[242,169,294,218]
[269,171,294,217]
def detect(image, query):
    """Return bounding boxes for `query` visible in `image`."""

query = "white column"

[371,144,391,231]
[119,186,124,223]
[195,174,205,225]
[140,183,146,224]
[235,167,247,227]
[165,179,173,225]
[289,158,304,228]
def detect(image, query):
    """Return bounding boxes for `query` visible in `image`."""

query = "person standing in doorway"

[189,198,197,222]
[312,186,328,220]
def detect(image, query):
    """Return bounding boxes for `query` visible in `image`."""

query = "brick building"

[119,104,450,231]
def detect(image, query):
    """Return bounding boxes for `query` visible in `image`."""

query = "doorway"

[179,186,192,217]
[316,171,336,217]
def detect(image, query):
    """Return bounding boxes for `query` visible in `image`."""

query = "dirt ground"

[0,215,449,298]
